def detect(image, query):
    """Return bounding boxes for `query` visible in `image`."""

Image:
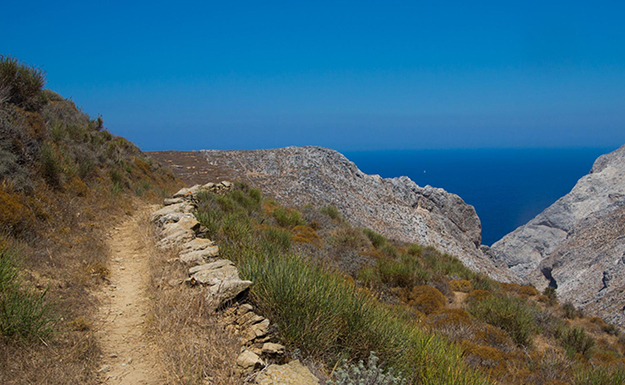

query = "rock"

[236,303,254,316]
[157,227,195,248]
[206,279,253,308]
[236,349,263,372]
[181,237,216,251]
[179,246,219,265]
[489,144,625,325]
[199,146,515,281]
[236,311,264,327]
[254,360,319,385]
[251,318,270,338]
[151,202,196,222]
[164,197,184,206]
[262,343,285,355]
[188,260,239,285]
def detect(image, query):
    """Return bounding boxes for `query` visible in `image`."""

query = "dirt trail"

[96,207,164,384]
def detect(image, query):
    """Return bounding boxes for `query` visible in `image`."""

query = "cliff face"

[201,146,515,281]
[488,145,625,325]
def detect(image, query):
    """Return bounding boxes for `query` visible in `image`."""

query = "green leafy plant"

[331,352,407,385]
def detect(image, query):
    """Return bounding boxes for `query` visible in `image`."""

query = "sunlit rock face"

[488,144,625,325]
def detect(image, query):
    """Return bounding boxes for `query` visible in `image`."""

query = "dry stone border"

[152,181,319,384]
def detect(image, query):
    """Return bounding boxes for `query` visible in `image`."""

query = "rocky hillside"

[193,146,515,282]
[488,144,625,325]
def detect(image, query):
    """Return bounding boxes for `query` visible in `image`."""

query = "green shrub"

[363,229,386,249]
[543,287,558,306]
[467,294,536,347]
[0,245,54,340]
[320,205,341,221]
[575,365,625,385]
[558,327,595,359]
[331,352,407,385]
[272,207,306,228]
[262,226,292,251]
[39,143,63,188]
[563,302,581,319]
[0,55,46,111]
[377,256,430,289]
[406,244,422,256]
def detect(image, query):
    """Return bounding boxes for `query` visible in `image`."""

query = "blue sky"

[2,1,624,151]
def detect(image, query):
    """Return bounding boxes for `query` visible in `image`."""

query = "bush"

[575,365,625,385]
[331,352,407,385]
[558,327,595,359]
[320,205,341,221]
[406,285,446,315]
[363,229,386,249]
[0,244,54,340]
[563,302,581,319]
[467,294,536,347]
[519,285,539,297]
[272,207,306,228]
[406,244,422,256]
[0,55,46,111]
[543,287,558,306]
[450,279,473,293]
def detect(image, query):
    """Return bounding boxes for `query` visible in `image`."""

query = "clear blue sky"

[2,1,624,151]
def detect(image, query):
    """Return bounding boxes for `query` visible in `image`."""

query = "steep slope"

[488,144,625,325]
[198,146,515,281]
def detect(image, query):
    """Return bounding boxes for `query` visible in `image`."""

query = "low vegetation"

[192,185,625,385]
[0,56,181,384]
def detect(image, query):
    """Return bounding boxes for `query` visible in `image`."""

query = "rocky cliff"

[488,144,625,325]
[200,146,515,281]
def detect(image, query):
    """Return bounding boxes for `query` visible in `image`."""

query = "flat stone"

[251,319,270,338]
[207,279,253,308]
[254,360,319,385]
[262,343,285,355]
[179,246,219,266]
[236,349,263,372]
[189,259,234,275]
[236,311,264,327]
[164,197,184,206]
[236,303,254,315]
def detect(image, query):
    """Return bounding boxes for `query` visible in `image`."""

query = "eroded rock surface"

[200,146,515,281]
[489,145,625,325]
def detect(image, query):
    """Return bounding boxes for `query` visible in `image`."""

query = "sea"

[343,148,614,246]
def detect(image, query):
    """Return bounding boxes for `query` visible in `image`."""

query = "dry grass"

[144,216,241,385]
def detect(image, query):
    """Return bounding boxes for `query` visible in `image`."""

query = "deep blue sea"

[343,148,614,246]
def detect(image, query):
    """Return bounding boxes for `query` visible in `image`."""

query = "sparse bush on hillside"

[575,365,625,385]
[563,302,582,319]
[543,287,558,306]
[558,327,595,359]
[363,229,386,249]
[272,207,306,228]
[0,244,54,340]
[320,205,341,221]
[467,294,537,347]
[0,55,46,111]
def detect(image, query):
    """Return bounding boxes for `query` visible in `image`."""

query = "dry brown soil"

[95,206,164,384]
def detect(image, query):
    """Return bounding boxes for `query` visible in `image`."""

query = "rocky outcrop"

[200,146,516,282]
[489,145,625,325]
